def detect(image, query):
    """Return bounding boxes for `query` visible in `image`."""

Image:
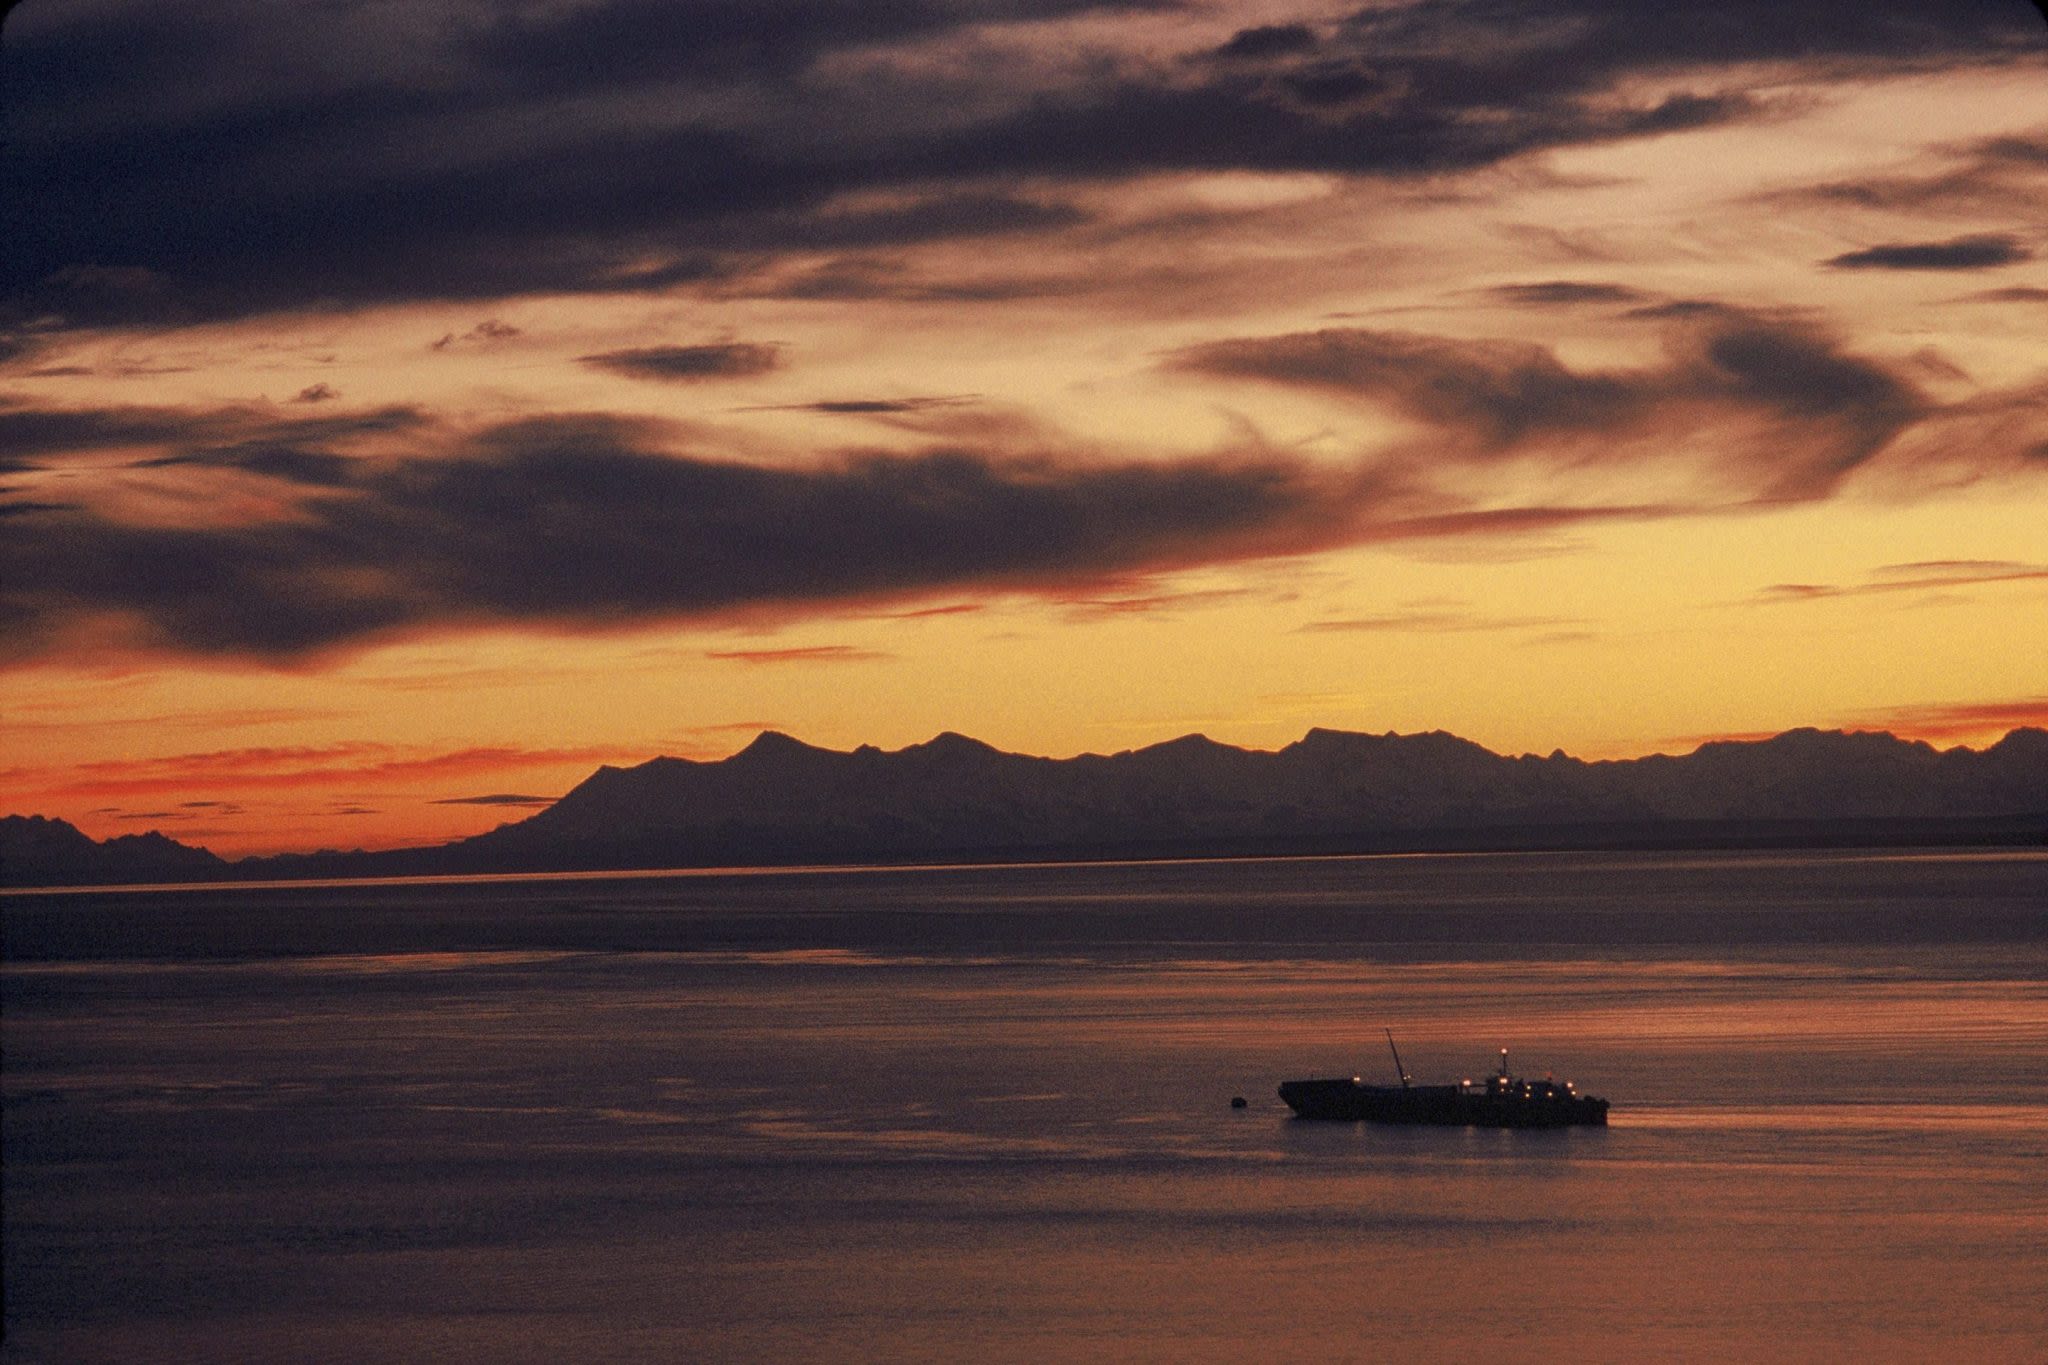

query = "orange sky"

[4,1,2045,856]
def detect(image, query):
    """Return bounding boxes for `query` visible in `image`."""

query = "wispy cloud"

[1175,308,1927,500]
[866,602,985,620]
[1053,585,1253,620]
[1299,608,1580,634]
[1779,132,2048,216]
[579,343,781,381]
[3,742,636,801]
[703,645,890,664]
[1671,696,2048,750]
[90,797,249,823]
[1752,559,2048,604]
[0,705,352,736]
[1852,696,2048,742]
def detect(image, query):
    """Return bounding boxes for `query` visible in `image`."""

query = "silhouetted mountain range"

[0,814,229,888]
[7,727,2047,887]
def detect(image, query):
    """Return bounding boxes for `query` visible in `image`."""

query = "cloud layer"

[5,0,2037,326]
[1175,308,1928,499]
[1,414,1366,661]
[7,285,2039,665]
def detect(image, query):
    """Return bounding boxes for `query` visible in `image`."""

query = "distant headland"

[6,726,2046,888]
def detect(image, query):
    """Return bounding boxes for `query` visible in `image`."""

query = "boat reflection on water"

[1280,1034,1609,1128]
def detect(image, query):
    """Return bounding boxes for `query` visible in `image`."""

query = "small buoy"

[1230,1095,1248,1109]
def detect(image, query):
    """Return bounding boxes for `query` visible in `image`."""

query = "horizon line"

[8,719,2044,866]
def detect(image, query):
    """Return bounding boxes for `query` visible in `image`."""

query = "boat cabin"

[1456,1048,1580,1102]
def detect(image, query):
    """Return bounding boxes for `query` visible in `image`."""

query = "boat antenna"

[1385,1029,1411,1088]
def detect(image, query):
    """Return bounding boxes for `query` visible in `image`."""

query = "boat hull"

[1278,1078,1608,1127]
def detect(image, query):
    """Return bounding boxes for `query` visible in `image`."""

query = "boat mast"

[1385,1029,1411,1088]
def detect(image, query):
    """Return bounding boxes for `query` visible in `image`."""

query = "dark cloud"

[926,0,2028,185]
[1979,133,2048,166]
[579,343,782,382]
[133,443,363,488]
[464,0,1170,93]
[1209,24,1319,61]
[464,0,930,88]
[0,3,1121,325]
[1282,64,1385,107]
[429,793,559,807]
[1333,0,2038,90]
[0,399,428,514]
[755,259,1081,303]
[1486,281,1648,307]
[749,193,1088,250]
[5,0,2033,326]
[264,406,431,442]
[292,384,339,404]
[1825,233,2032,271]
[916,77,1757,186]
[744,396,980,415]
[0,415,1370,662]
[1964,285,2048,303]
[1175,310,1926,498]
[0,400,428,462]
[1180,328,1649,445]
[809,399,959,414]
[0,401,248,460]
[431,321,524,351]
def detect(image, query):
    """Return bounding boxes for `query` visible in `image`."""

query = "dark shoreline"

[8,813,2044,893]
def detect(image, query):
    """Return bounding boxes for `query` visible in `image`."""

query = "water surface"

[6,850,2045,1360]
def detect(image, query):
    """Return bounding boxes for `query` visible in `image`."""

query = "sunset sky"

[3,0,2045,856]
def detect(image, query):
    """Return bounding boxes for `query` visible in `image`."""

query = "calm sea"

[5,850,2045,1361]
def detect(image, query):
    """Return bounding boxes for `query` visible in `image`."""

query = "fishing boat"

[1279,1033,1608,1127]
